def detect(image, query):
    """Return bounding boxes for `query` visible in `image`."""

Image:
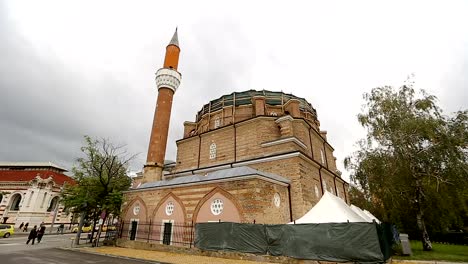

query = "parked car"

[96,225,117,232]
[0,224,14,238]
[71,225,93,233]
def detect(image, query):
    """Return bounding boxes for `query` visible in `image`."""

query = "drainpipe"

[308,127,314,159]
[333,175,338,196]
[287,184,293,222]
[234,124,237,162]
[343,183,349,204]
[197,134,201,168]
[322,141,329,169]
[318,166,324,195]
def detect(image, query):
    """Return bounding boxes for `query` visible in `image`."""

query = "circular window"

[210,199,224,215]
[273,193,281,208]
[133,204,140,216]
[315,185,320,198]
[165,201,174,216]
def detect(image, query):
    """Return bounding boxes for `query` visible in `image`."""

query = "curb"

[60,247,170,264]
[392,260,468,264]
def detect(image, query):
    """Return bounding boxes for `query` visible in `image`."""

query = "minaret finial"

[169,27,179,47]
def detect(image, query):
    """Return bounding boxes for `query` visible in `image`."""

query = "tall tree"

[62,135,134,245]
[345,83,467,251]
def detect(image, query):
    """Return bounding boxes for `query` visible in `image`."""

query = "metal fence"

[119,220,195,247]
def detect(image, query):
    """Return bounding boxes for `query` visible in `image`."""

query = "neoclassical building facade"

[0,162,74,226]
[122,30,349,241]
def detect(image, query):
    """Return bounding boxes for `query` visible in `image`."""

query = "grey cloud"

[0,7,256,173]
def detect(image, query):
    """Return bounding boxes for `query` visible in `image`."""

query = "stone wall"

[175,116,340,175]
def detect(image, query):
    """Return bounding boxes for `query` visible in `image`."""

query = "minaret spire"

[169,27,179,47]
[143,29,182,183]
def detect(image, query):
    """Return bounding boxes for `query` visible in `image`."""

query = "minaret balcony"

[155,68,182,93]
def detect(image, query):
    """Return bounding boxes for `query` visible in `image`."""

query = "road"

[0,234,161,264]
[0,233,76,253]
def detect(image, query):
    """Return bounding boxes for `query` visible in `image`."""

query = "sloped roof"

[0,162,67,171]
[292,191,366,224]
[138,166,289,190]
[0,170,74,185]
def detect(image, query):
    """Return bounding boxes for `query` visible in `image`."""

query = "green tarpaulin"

[195,222,387,263]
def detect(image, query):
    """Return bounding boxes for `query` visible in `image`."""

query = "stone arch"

[192,187,244,223]
[47,196,59,212]
[9,193,22,211]
[122,196,148,222]
[149,192,188,245]
[152,192,187,224]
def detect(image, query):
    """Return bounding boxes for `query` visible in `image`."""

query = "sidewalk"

[76,246,277,264]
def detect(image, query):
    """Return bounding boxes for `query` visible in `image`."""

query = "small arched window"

[314,185,320,198]
[41,192,48,208]
[209,142,217,160]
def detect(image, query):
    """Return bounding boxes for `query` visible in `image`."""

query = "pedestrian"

[23,222,29,232]
[19,222,24,230]
[59,223,64,234]
[37,224,46,243]
[26,225,37,245]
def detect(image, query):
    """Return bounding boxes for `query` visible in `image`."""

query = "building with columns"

[122,30,349,241]
[0,162,74,227]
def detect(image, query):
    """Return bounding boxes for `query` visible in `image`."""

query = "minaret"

[143,29,181,182]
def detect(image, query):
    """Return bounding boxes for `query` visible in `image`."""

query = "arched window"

[320,149,325,164]
[9,194,22,211]
[27,191,34,207]
[47,196,59,212]
[214,117,221,129]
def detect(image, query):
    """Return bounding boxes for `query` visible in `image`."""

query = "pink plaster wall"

[124,200,147,222]
[154,197,185,223]
[195,193,240,223]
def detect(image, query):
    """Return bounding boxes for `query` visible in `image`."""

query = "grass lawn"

[393,241,468,262]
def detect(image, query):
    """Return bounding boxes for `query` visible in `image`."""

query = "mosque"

[121,29,349,238]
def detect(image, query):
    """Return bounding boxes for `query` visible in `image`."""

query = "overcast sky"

[1,0,467,181]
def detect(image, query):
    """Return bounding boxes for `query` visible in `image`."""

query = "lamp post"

[49,199,60,234]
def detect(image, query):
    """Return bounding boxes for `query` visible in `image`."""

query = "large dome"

[183,90,319,138]
[196,90,317,121]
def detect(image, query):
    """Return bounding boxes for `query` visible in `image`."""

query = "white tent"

[350,204,374,222]
[291,191,367,224]
[363,209,381,223]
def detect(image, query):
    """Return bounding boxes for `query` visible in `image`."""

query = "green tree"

[62,135,135,244]
[345,83,467,251]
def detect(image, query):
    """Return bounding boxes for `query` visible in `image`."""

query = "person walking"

[19,222,24,231]
[37,224,46,243]
[26,225,37,245]
[23,222,29,232]
[59,223,65,234]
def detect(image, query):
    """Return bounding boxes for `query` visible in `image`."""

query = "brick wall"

[123,178,290,225]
